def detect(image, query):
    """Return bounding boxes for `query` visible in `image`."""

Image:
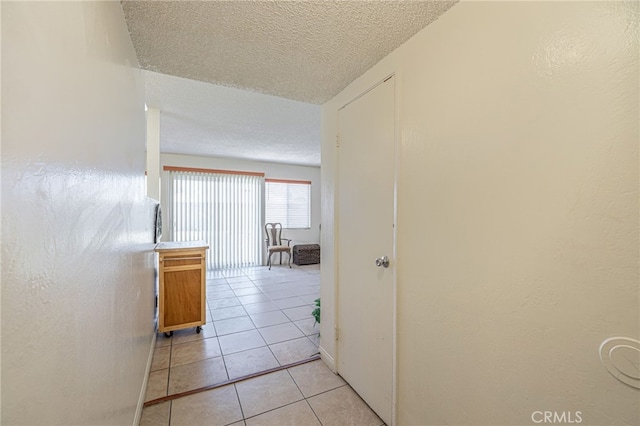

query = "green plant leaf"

[312,298,321,325]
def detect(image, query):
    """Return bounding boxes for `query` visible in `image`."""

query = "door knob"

[375,256,390,268]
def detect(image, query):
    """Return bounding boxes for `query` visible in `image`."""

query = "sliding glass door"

[164,169,263,270]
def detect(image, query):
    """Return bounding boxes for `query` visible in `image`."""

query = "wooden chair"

[264,222,292,270]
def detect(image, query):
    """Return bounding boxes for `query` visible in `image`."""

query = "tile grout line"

[165,331,174,400]
[284,368,325,426]
[232,382,246,423]
[304,392,326,425]
[214,308,232,386]
[241,398,309,424]
[264,330,284,370]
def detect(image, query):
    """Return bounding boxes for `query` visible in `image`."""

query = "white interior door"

[337,76,395,425]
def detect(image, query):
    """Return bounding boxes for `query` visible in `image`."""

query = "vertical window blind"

[163,167,264,270]
[265,179,311,229]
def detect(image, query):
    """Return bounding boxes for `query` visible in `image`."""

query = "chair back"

[265,223,283,246]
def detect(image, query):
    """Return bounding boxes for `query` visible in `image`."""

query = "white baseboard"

[133,331,157,426]
[319,344,336,373]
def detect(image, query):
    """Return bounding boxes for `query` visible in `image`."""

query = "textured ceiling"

[123,1,457,165]
[145,71,322,166]
[123,0,457,104]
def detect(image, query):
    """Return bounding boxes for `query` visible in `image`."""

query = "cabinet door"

[163,268,202,327]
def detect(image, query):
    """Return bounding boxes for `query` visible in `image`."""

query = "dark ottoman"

[293,244,320,265]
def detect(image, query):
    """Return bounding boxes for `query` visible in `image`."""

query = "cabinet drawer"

[161,254,204,268]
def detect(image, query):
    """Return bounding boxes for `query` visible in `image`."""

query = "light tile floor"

[140,359,384,426]
[146,264,321,402]
[141,264,382,425]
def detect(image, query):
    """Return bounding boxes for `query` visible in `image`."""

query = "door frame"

[334,72,400,425]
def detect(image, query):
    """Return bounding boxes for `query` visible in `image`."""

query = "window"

[265,179,311,229]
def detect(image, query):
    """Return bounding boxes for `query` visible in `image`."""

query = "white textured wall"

[1,2,156,424]
[160,154,321,249]
[322,1,639,424]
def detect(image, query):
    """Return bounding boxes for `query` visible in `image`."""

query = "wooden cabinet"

[155,241,208,335]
